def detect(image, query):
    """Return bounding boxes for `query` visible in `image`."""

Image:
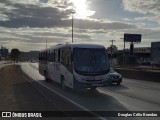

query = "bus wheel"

[117,82,121,85]
[61,77,66,90]
[90,86,97,90]
[45,76,49,82]
[44,71,49,82]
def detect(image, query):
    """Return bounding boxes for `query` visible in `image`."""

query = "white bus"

[39,43,110,89]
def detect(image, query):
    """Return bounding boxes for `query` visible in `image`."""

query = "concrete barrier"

[115,68,160,82]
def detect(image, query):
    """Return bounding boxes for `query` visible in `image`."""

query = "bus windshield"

[74,48,109,76]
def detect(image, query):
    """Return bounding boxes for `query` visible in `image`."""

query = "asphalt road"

[0,64,74,120]
[0,63,100,120]
[1,62,160,120]
[21,62,160,120]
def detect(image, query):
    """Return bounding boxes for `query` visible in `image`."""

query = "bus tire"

[117,82,121,85]
[44,70,49,82]
[90,86,97,90]
[61,76,66,90]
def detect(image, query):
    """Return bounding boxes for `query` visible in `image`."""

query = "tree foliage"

[10,48,21,63]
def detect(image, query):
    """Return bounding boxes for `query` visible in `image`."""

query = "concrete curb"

[115,68,160,82]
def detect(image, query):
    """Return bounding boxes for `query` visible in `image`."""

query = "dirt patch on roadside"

[0,65,73,120]
[0,65,57,111]
[0,65,97,120]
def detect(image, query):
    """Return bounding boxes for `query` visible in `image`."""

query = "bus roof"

[40,43,106,52]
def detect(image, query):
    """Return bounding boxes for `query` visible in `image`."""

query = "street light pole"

[68,7,75,43]
[110,40,115,58]
[72,13,73,43]
[120,38,125,67]
[46,37,47,49]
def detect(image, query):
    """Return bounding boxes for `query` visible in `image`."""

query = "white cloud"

[122,0,160,27]
[122,0,160,15]
[9,0,40,5]
[0,0,159,51]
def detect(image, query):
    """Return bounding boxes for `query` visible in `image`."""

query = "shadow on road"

[44,82,130,111]
[106,84,129,91]
[13,82,56,111]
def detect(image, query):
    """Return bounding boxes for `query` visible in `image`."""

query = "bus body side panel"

[59,63,73,88]
[39,43,110,89]
[47,62,73,89]
[39,61,47,76]
[47,62,60,83]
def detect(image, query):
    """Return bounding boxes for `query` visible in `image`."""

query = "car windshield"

[74,48,109,75]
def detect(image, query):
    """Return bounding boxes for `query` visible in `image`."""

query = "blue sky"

[0,0,160,51]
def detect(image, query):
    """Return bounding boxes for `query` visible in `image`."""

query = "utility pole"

[120,38,125,67]
[46,37,47,49]
[72,13,73,43]
[109,40,115,58]
[71,9,76,43]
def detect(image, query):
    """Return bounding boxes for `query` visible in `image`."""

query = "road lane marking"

[21,63,106,120]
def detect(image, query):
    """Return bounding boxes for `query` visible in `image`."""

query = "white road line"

[21,64,107,120]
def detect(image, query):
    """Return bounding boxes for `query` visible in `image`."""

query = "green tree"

[10,49,21,63]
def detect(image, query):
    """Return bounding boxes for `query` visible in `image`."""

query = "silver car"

[109,67,122,85]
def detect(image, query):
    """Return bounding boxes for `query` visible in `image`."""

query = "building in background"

[151,42,160,66]
[133,47,151,64]
[0,46,9,60]
[19,51,39,62]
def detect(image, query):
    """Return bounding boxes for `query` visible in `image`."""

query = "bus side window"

[39,53,41,60]
[67,55,70,67]
[53,50,55,61]
[58,49,60,62]
[49,52,51,62]
[60,49,64,63]
[50,52,54,62]
[42,52,44,60]
[46,52,48,61]
[71,53,73,61]
[55,49,58,62]
[43,52,45,60]
[45,52,47,61]
[43,52,45,61]
[44,52,46,61]
[63,48,68,66]
[47,51,50,61]
[40,53,42,60]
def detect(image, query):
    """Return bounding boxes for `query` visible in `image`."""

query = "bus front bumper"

[73,78,110,89]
